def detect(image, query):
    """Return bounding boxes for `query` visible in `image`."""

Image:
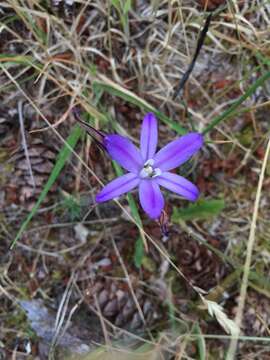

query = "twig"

[18,100,36,189]
[111,237,146,326]
[173,13,212,100]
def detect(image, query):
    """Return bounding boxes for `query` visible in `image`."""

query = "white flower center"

[139,159,162,179]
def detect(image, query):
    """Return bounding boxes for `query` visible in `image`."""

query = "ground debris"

[20,299,92,359]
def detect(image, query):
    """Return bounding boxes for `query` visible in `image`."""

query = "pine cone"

[84,278,159,331]
[169,232,227,291]
[6,137,57,209]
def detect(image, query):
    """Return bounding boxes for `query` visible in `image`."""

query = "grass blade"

[134,236,144,268]
[93,76,187,135]
[192,323,206,360]
[202,70,270,135]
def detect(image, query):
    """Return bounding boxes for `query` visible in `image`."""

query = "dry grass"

[1,0,270,359]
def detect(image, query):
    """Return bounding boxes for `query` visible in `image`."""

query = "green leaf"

[172,199,225,222]
[255,52,270,67]
[126,192,143,228]
[0,54,40,67]
[10,126,82,249]
[192,323,206,360]
[111,0,121,12]
[123,0,132,14]
[134,237,144,268]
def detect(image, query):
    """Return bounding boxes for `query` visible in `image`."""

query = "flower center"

[139,159,162,179]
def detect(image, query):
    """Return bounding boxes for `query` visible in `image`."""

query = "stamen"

[140,159,162,179]
[152,168,162,178]
[144,159,154,167]
[140,167,151,178]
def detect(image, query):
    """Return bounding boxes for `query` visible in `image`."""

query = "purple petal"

[140,113,158,161]
[96,173,140,203]
[156,172,199,201]
[104,135,143,173]
[153,133,203,171]
[139,180,164,219]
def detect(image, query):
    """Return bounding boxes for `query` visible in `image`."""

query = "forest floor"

[1,1,270,359]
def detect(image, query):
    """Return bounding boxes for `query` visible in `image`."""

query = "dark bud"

[159,210,169,238]
[72,107,107,151]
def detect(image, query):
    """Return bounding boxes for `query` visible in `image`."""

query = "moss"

[237,126,254,147]
[5,307,36,339]
[141,256,156,272]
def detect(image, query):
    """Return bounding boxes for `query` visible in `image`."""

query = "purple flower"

[96,113,203,219]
